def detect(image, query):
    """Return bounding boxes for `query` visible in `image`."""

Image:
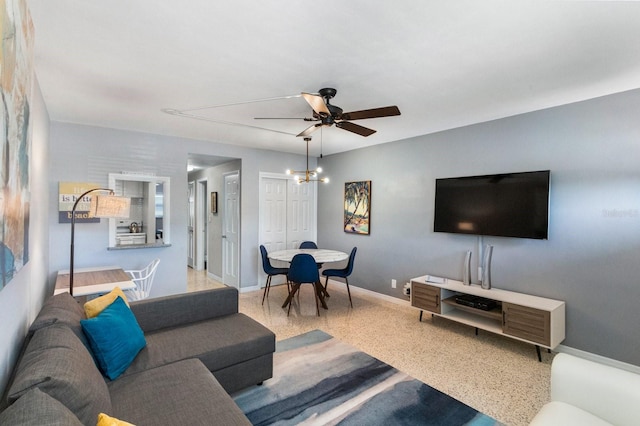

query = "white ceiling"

[27,1,640,157]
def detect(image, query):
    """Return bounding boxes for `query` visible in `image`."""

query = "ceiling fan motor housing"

[318,87,337,99]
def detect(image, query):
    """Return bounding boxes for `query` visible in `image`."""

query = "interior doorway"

[187,154,241,285]
[195,179,208,271]
[187,181,195,268]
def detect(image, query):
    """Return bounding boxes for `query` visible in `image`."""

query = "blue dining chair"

[322,247,357,308]
[299,241,318,249]
[260,245,289,305]
[299,241,322,269]
[286,253,321,316]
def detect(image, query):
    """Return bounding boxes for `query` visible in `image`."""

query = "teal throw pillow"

[81,296,146,380]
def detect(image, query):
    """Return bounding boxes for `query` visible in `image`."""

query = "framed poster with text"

[58,182,101,223]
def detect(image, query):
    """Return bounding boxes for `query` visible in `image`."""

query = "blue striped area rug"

[233,330,501,426]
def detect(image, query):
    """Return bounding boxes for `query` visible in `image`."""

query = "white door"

[261,178,288,252]
[187,181,195,268]
[195,179,207,271]
[222,172,240,288]
[287,179,315,249]
[258,173,316,287]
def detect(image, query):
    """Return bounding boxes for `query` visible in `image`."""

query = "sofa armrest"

[550,353,640,426]
[130,287,238,333]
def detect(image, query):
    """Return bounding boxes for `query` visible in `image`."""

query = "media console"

[410,275,565,361]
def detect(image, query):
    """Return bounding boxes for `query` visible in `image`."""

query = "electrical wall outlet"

[391,279,397,288]
[403,282,411,296]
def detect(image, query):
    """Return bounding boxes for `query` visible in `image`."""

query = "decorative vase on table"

[481,245,493,290]
[462,250,472,286]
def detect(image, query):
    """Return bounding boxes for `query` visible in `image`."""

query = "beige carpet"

[237,281,552,426]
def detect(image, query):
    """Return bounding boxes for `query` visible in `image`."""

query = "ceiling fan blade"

[297,123,322,137]
[341,106,401,121]
[302,92,331,116]
[336,121,377,137]
[254,117,307,120]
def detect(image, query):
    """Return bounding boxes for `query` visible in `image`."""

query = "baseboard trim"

[207,271,223,282]
[327,279,410,307]
[240,284,261,293]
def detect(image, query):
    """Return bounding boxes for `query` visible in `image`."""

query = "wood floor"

[186,271,551,425]
[186,267,225,292]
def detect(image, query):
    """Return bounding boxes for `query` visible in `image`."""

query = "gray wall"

[317,88,640,366]
[48,122,310,295]
[0,80,50,394]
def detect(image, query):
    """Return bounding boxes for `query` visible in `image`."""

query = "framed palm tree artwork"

[344,181,371,235]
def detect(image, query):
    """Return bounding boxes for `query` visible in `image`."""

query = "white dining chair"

[123,258,160,301]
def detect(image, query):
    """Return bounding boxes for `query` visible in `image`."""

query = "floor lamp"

[69,188,130,296]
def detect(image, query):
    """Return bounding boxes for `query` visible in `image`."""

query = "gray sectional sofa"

[0,287,275,425]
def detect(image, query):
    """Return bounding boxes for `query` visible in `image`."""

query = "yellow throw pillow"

[97,413,136,426]
[84,287,130,318]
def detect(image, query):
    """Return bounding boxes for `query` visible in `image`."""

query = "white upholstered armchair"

[530,353,640,426]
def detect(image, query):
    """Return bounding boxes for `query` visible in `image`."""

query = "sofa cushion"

[122,313,275,377]
[84,287,130,318]
[7,324,112,426]
[108,358,251,426]
[0,388,83,426]
[81,296,147,380]
[130,287,239,333]
[28,292,88,346]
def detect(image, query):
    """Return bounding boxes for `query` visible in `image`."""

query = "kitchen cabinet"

[114,180,144,198]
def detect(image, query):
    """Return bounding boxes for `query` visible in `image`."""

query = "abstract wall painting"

[344,181,371,235]
[1,0,35,289]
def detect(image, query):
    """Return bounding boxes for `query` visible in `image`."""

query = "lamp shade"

[88,195,131,218]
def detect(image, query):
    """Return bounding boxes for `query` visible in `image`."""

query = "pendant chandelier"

[286,137,329,184]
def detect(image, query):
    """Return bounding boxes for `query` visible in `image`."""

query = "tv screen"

[434,170,550,239]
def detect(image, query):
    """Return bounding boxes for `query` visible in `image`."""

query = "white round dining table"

[268,248,348,264]
[268,248,348,311]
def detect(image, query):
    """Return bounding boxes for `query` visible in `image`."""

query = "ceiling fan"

[256,88,401,137]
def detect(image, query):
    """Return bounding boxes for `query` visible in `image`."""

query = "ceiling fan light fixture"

[287,137,329,185]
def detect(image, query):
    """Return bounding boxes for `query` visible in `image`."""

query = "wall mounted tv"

[434,170,550,240]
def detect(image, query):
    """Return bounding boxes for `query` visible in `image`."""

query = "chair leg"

[324,276,330,297]
[313,284,320,316]
[287,284,300,316]
[261,275,272,305]
[315,280,328,309]
[345,277,353,308]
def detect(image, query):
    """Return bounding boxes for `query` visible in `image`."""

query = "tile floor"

[187,271,551,426]
[186,267,225,292]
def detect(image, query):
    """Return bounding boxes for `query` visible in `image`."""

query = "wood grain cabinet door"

[411,282,441,314]
[502,302,551,346]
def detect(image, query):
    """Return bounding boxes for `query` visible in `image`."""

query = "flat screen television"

[434,170,550,240]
